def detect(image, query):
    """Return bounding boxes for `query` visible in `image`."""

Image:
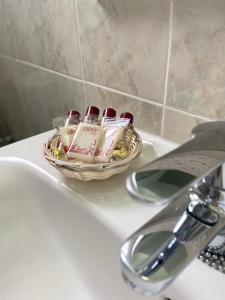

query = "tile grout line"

[0,53,163,108]
[165,105,213,121]
[0,53,212,122]
[160,0,174,137]
[73,0,87,107]
[84,80,163,107]
[0,53,83,83]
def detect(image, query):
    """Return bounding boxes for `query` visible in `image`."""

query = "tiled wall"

[0,0,224,143]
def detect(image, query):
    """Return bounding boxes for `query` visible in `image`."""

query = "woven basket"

[43,129,143,181]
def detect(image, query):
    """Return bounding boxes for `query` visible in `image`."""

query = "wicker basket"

[43,129,143,181]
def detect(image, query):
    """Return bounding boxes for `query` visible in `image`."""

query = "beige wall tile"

[0,58,85,140]
[85,83,163,135]
[163,108,210,143]
[77,0,171,103]
[0,0,82,78]
[167,0,225,120]
[0,115,9,138]
[1,0,224,144]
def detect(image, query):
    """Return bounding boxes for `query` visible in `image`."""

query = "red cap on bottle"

[67,110,80,118]
[103,107,116,118]
[120,112,134,124]
[85,106,100,116]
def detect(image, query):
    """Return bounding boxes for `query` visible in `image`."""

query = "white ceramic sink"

[1,131,225,300]
[0,157,155,300]
[0,157,125,300]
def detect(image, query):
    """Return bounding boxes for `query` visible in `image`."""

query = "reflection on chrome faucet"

[121,121,225,295]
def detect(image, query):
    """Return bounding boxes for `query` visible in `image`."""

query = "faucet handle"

[191,121,225,138]
[187,196,219,226]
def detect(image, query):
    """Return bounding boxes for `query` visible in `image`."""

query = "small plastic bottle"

[84,106,100,124]
[65,110,80,126]
[120,112,134,128]
[55,110,81,158]
[101,107,116,126]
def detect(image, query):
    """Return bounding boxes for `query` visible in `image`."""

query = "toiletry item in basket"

[52,111,80,159]
[52,115,67,159]
[58,110,81,152]
[120,112,134,144]
[84,106,100,125]
[67,122,103,161]
[65,110,80,126]
[59,125,78,152]
[95,118,129,163]
[120,112,134,126]
[112,112,134,160]
[101,107,116,126]
[95,126,124,163]
[52,142,66,160]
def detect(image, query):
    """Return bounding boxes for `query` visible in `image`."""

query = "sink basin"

[0,157,148,300]
[0,156,225,300]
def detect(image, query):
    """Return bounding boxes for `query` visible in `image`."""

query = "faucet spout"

[126,121,225,206]
[121,121,225,295]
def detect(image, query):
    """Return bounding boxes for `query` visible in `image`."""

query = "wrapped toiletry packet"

[67,123,103,161]
[95,118,130,163]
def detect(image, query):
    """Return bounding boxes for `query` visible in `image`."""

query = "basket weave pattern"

[43,129,142,181]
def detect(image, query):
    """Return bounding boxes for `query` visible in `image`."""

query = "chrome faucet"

[121,121,225,295]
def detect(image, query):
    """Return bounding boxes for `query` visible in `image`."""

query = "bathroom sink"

[0,156,225,300]
[0,157,148,300]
